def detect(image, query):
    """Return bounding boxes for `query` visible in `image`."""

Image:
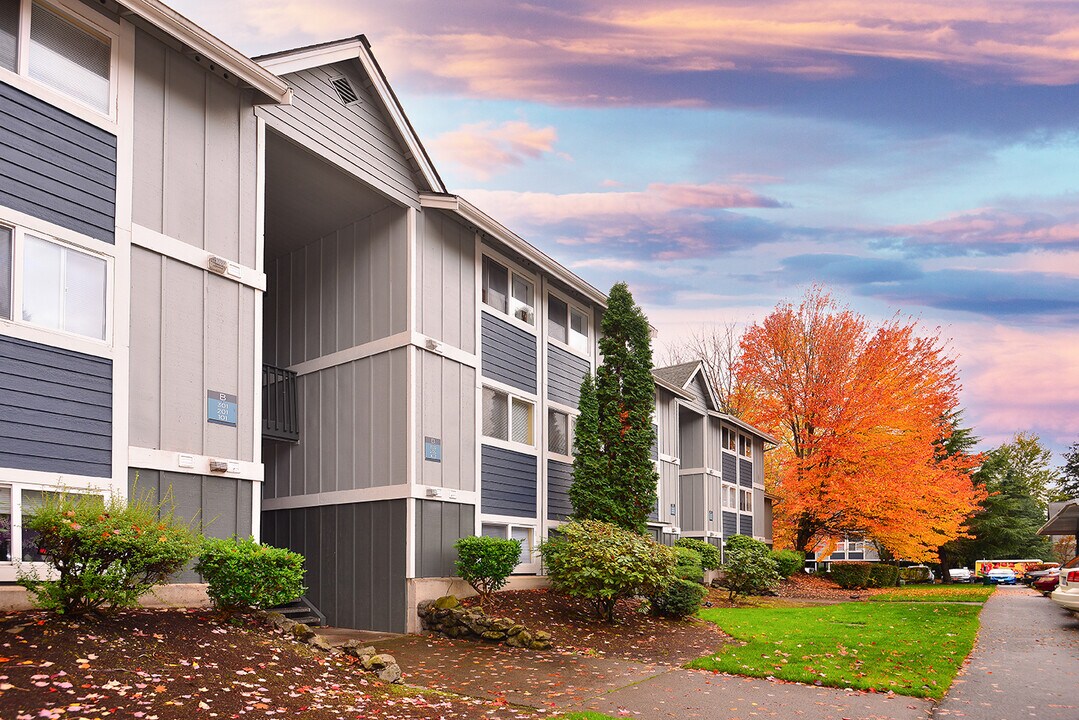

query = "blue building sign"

[424,436,442,462]
[207,390,238,427]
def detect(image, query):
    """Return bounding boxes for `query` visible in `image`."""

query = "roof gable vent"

[330,76,359,105]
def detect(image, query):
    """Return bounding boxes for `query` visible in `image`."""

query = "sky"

[172,0,1079,460]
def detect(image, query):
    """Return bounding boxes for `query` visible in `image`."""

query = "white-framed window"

[845,537,864,554]
[739,434,752,459]
[547,293,590,353]
[721,427,736,452]
[739,488,753,513]
[0,0,118,118]
[0,484,100,564]
[481,523,536,568]
[722,484,737,510]
[482,386,534,447]
[547,407,575,457]
[1,221,110,342]
[482,255,535,325]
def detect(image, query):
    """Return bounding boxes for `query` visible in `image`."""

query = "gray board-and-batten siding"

[263,500,408,633]
[481,444,537,518]
[0,335,112,477]
[0,81,117,243]
[415,499,475,578]
[480,312,537,393]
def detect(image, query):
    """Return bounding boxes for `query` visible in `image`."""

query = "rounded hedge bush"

[651,577,707,618]
[830,561,872,589]
[454,535,522,600]
[674,545,705,583]
[196,536,306,612]
[868,563,900,588]
[674,537,721,570]
[771,549,805,578]
[722,534,780,600]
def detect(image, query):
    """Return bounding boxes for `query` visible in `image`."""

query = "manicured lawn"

[690,602,982,698]
[870,585,996,603]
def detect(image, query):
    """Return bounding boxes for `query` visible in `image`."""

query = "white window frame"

[1,219,113,346]
[479,521,540,574]
[0,483,103,567]
[546,404,577,461]
[545,286,591,358]
[721,483,737,510]
[481,382,537,453]
[721,426,736,453]
[480,251,538,333]
[0,0,120,129]
[739,434,753,459]
[739,488,753,513]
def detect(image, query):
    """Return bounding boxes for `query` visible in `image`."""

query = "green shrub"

[674,545,705,583]
[899,566,933,584]
[17,489,198,616]
[831,561,873,589]
[539,519,675,621]
[722,535,780,600]
[453,535,522,600]
[651,577,707,618]
[771,549,804,578]
[675,537,721,570]
[868,563,900,588]
[196,536,306,612]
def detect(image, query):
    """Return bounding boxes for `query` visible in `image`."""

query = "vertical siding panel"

[336,364,353,493]
[304,374,321,495]
[303,242,319,362]
[163,54,206,247]
[237,90,258,269]
[204,75,241,260]
[354,218,372,344]
[319,367,336,493]
[204,276,240,458]
[132,31,165,232]
[289,251,305,366]
[337,227,355,351]
[161,262,205,453]
[129,247,162,448]
[238,287,255,461]
[320,233,338,355]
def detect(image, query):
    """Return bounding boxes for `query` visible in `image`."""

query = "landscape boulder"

[418,595,552,650]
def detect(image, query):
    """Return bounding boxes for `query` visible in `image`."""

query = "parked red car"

[1033,569,1060,595]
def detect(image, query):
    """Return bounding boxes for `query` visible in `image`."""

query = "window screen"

[481,523,506,538]
[29,2,111,113]
[510,527,531,564]
[0,0,17,71]
[482,256,508,313]
[64,247,106,339]
[22,234,63,330]
[0,227,11,320]
[22,235,106,339]
[569,308,588,351]
[548,295,567,343]
[0,486,10,562]
[511,397,533,445]
[20,489,61,561]
[510,274,534,324]
[548,409,569,455]
[482,387,508,441]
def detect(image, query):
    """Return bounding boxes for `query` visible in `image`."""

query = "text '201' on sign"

[207,390,238,427]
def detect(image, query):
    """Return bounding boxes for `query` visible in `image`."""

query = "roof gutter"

[421,192,608,307]
[707,410,780,446]
[118,0,292,105]
[653,375,694,401]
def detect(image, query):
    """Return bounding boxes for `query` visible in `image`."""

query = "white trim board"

[262,485,480,511]
[286,331,478,377]
[131,224,266,291]
[128,446,264,483]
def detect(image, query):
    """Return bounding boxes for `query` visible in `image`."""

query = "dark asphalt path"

[933,586,1079,720]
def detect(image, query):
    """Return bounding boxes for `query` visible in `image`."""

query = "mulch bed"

[461,589,730,663]
[0,609,537,720]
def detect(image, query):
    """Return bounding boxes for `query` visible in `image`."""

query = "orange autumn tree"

[734,288,984,562]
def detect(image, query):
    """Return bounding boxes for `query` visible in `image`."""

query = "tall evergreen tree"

[569,282,658,533]
[1054,439,1079,500]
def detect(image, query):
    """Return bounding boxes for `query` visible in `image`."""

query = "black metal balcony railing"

[262,364,299,442]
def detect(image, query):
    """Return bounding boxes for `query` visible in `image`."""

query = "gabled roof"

[255,36,445,195]
[118,0,291,104]
[653,361,701,389]
[1039,498,1079,536]
[707,410,779,446]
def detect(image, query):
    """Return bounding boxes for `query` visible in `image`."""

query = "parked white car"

[948,568,972,583]
[1049,555,1079,614]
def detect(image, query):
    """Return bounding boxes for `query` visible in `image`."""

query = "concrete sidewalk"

[934,586,1079,719]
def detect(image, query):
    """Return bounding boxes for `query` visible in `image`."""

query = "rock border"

[254,610,403,683]
[417,595,552,650]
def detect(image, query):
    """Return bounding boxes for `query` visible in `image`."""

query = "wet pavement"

[934,585,1079,719]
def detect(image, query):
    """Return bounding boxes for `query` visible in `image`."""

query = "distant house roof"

[653,361,702,389]
[1039,498,1079,537]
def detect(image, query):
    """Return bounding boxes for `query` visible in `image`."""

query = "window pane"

[511,397,533,445]
[29,3,111,113]
[547,295,567,343]
[482,387,508,440]
[569,308,588,351]
[0,226,11,320]
[510,274,534,324]
[510,526,531,564]
[22,234,62,330]
[63,247,106,339]
[0,486,10,562]
[482,256,508,313]
[548,409,568,455]
[20,489,61,561]
[0,0,17,71]
[481,523,506,538]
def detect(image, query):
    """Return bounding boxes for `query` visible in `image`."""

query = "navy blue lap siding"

[739,514,753,536]
[739,458,753,487]
[722,453,737,483]
[722,510,737,536]
[480,312,536,393]
[0,81,116,243]
[848,552,865,560]
[546,459,573,521]
[0,335,112,477]
[547,344,589,408]
[481,444,537,518]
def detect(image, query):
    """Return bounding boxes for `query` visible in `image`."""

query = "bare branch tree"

[660,323,744,416]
